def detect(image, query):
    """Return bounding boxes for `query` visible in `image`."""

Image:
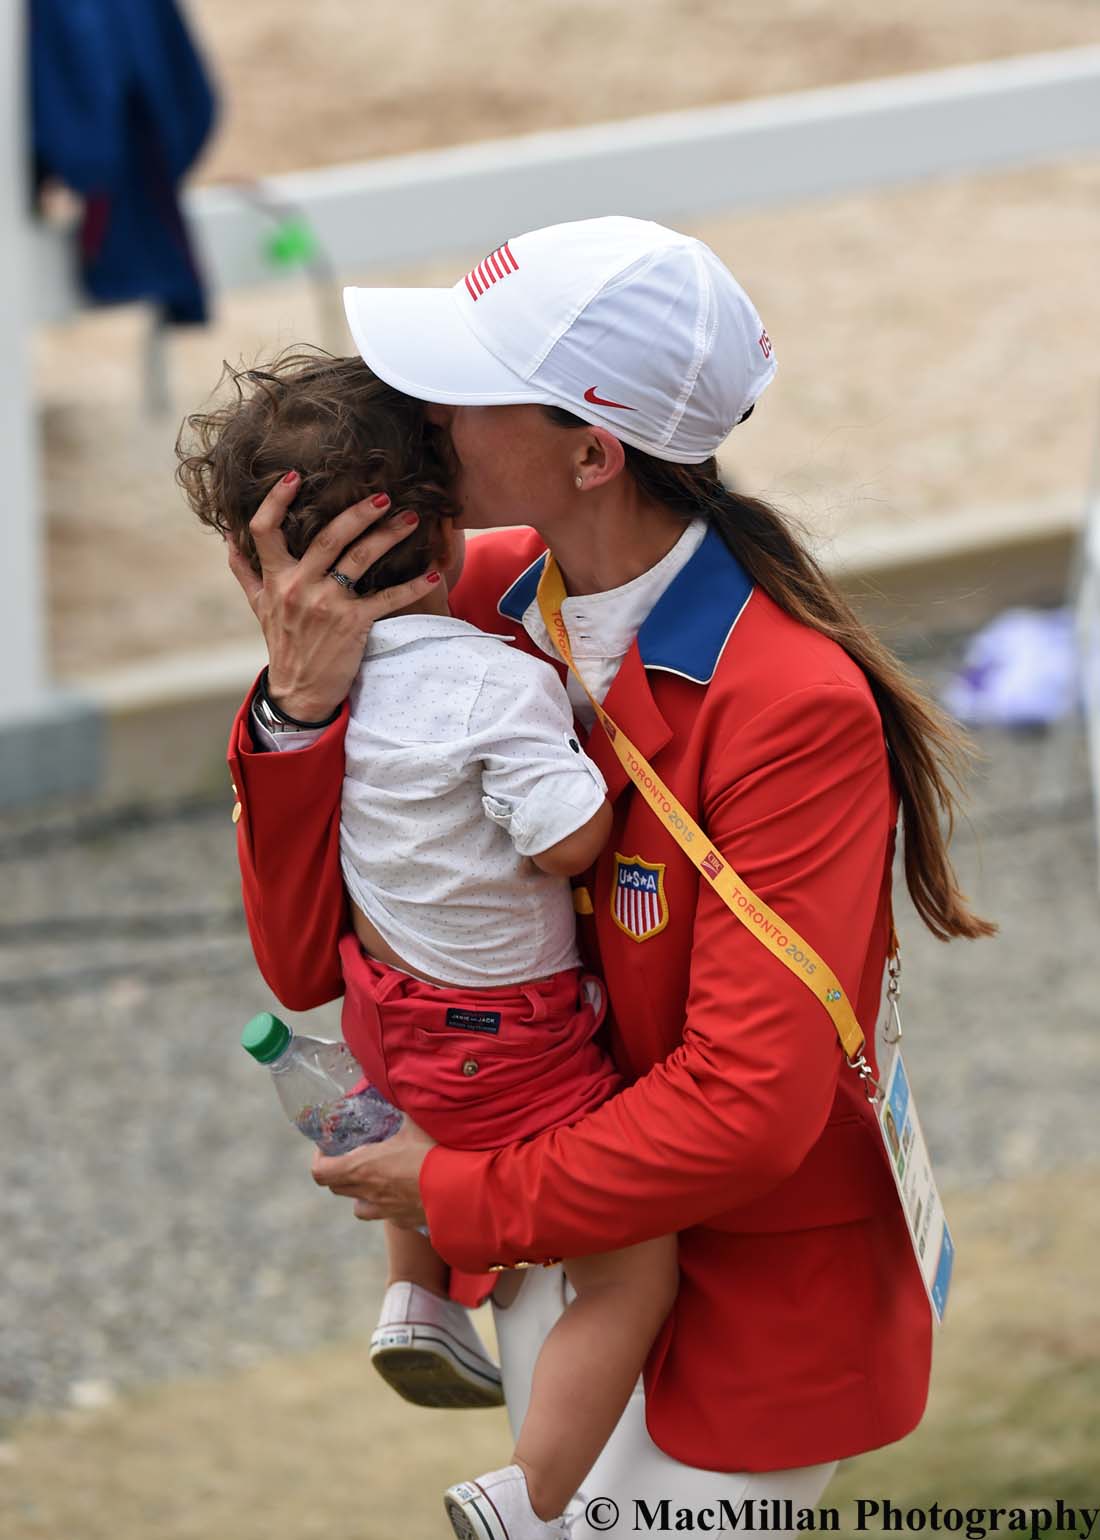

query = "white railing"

[32,46,1100,321]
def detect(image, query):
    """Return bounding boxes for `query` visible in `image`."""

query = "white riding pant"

[491,1264,838,1539]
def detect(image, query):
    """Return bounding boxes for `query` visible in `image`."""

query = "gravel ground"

[187,0,1100,178]
[1,635,1097,1429]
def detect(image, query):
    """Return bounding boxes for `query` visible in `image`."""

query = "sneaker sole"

[444,1484,508,1540]
[370,1325,505,1410]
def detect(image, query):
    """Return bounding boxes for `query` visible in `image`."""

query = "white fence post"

[1,0,43,716]
[0,0,99,806]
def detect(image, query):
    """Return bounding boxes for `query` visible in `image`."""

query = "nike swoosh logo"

[583,387,635,411]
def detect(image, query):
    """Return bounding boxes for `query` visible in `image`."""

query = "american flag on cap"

[463,243,520,302]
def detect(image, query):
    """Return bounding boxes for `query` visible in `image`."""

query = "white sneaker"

[369,1281,504,1409]
[444,1466,568,1540]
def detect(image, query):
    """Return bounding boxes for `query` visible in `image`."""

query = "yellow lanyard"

[537,552,869,1061]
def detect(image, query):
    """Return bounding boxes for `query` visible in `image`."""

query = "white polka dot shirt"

[339,615,607,986]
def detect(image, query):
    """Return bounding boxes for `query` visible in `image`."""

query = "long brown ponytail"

[546,408,995,943]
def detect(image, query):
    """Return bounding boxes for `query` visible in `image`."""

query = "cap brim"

[343,285,544,406]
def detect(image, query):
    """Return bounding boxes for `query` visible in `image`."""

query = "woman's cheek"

[457,473,513,528]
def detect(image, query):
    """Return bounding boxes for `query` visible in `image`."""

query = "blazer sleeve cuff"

[421,1144,504,1274]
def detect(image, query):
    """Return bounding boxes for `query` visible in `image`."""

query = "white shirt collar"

[365,613,515,657]
[521,517,709,661]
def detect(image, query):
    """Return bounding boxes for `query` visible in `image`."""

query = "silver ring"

[328,569,357,593]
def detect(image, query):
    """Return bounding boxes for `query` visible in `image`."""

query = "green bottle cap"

[241,1011,292,1064]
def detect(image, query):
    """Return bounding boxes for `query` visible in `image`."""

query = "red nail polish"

[281,470,298,485]
[426,571,442,584]
[403,512,419,525]
[370,493,390,508]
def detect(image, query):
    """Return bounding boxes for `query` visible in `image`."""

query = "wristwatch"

[252,668,341,734]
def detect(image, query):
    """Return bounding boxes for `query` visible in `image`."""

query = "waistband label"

[445,1008,502,1034]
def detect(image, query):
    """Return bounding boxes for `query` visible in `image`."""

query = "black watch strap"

[255,668,342,730]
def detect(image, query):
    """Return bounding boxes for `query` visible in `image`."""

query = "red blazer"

[227,524,931,1474]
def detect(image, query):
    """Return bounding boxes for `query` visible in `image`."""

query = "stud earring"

[574,476,583,489]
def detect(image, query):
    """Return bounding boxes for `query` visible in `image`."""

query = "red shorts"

[338,933,622,1150]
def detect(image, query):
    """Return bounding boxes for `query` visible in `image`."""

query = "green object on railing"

[264,217,320,270]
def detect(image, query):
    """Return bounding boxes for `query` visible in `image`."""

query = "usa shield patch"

[611,854,668,943]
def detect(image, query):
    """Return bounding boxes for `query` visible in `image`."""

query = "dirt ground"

[185,0,1100,177]
[33,3,1100,679]
[3,1170,1097,1539]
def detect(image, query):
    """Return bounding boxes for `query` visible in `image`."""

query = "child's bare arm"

[528,799,612,877]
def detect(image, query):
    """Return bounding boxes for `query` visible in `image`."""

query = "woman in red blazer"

[221,218,993,1517]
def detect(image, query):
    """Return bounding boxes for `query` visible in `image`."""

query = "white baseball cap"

[343,216,775,465]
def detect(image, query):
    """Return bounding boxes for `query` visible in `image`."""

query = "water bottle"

[241,1011,403,1155]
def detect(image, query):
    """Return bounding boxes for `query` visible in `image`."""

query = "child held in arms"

[177,349,677,1540]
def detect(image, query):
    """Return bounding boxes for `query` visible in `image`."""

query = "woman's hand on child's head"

[311,1115,437,1229]
[228,474,442,722]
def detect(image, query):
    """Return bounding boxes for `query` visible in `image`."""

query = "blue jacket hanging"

[30,0,218,323]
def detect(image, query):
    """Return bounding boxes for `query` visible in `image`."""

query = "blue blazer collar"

[496,525,753,684]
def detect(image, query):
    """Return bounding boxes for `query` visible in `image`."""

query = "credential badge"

[611,853,669,943]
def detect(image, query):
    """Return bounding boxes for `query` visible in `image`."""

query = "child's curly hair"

[176,349,459,595]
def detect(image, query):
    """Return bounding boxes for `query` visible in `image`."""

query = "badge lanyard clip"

[884,945,903,1046]
[846,1049,882,1103]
